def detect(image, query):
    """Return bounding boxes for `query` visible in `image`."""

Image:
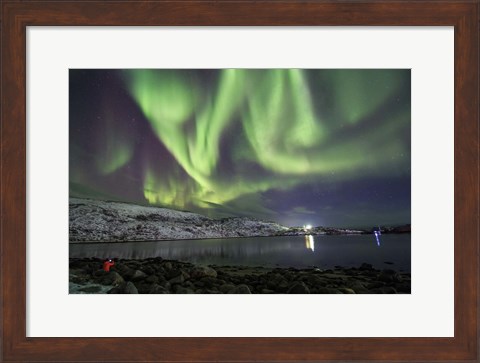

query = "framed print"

[1,1,478,362]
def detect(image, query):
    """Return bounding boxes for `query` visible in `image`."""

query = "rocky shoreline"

[69,257,411,294]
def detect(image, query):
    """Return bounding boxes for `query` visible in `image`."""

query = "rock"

[287,282,310,294]
[174,286,195,294]
[107,282,127,294]
[169,274,184,285]
[363,270,378,277]
[124,281,138,294]
[378,270,402,283]
[70,275,90,284]
[393,274,403,283]
[148,284,168,294]
[93,269,106,277]
[142,267,155,275]
[219,284,235,293]
[351,286,369,294]
[359,263,374,271]
[266,273,288,290]
[159,281,171,290]
[396,283,411,293]
[304,274,325,287]
[184,281,195,289]
[145,275,159,284]
[96,271,124,286]
[378,274,394,283]
[156,275,168,284]
[199,276,218,288]
[380,286,397,294]
[190,266,218,279]
[339,288,356,294]
[113,263,135,280]
[131,270,147,282]
[366,281,385,289]
[168,269,190,280]
[78,285,102,293]
[164,262,172,270]
[382,269,396,275]
[229,284,251,294]
[135,282,153,294]
[275,281,290,293]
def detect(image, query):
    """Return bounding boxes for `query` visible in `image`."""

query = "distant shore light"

[304,224,312,230]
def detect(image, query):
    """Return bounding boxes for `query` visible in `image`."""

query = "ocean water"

[70,234,411,272]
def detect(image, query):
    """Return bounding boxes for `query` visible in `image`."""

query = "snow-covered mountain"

[69,198,288,242]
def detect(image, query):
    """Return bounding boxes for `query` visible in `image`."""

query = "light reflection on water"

[70,234,410,271]
[305,235,315,252]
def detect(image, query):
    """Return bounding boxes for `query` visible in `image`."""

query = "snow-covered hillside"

[69,198,288,242]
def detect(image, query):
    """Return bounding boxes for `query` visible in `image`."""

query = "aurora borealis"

[69,69,411,227]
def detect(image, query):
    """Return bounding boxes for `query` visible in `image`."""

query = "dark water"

[70,234,411,272]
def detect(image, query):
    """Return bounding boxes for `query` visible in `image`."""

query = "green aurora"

[69,69,411,227]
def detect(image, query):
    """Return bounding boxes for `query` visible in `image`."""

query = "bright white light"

[305,235,315,252]
[304,224,312,230]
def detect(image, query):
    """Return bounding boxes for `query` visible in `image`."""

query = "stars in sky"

[69,69,411,227]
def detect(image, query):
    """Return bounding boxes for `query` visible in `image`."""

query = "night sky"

[69,69,411,228]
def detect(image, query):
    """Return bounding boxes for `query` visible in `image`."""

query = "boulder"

[338,287,356,294]
[92,269,106,277]
[266,273,287,290]
[148,284,168,294]
[168,269,189,280]
[366,281,385,290]
[378,270,402,283]
[190,266,218,279]
[199,276,218,288]
[96,271,124,286]
[124,281,138,294]
[113,263,135,279]
[78,285,102,293]
[287,282,310,294]
[107,282,127,294]
[380,286,397,294]
[347,281,369,294]
[304,274,325,287]
[168,273,184,285]
[145,275,159,284]
[395,283,411,293]
[131,270,147,282]
[359,263,374,271]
